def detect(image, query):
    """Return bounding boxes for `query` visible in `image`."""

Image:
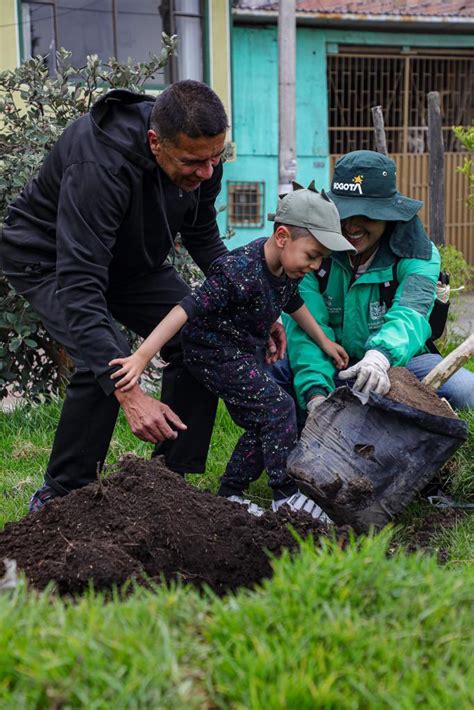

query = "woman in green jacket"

[280,150,474,411]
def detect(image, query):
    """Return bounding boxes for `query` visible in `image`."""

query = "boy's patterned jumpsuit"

[179,238,303,501]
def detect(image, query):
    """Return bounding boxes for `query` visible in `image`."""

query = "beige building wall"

[208,0,232,136]
[0,0,20,70]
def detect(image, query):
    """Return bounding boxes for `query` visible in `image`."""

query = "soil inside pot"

[386,367,458,419]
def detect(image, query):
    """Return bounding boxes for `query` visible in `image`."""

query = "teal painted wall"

[220,25,329,248]
[218,24,474,247]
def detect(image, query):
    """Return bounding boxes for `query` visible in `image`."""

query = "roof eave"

[232,9,474,33]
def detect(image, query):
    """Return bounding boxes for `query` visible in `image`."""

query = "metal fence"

[328,49,474,263]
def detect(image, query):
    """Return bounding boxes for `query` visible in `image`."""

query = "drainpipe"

[278,0,296,194]
[172,0,204,82]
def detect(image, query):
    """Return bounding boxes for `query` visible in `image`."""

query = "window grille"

[328,49,474,154]
[328,47,474,265]
[227,182,265,229]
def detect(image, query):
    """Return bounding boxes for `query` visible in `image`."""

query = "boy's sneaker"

[272,491,332,524]
[29,484,59,513]
[225,495,265,517]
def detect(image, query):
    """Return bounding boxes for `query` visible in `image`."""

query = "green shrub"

[453,125,474,209]
[439,243,474,293]
[0,41,176,401]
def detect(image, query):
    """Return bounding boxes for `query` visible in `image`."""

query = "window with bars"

[227,182,265,228]
[21,0,204,84]
[327,49,474,155]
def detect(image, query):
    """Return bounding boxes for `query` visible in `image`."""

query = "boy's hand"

[322,341,349,369]
[109,354,147,391]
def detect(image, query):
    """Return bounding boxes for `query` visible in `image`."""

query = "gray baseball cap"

[268,181,357,253]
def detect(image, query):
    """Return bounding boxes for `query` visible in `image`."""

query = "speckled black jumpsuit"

[180,238,303,500]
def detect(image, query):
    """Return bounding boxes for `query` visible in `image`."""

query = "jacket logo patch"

[324,294,341,314]
[369,301,386,321]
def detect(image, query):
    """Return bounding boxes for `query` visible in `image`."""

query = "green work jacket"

[284,217,441,409]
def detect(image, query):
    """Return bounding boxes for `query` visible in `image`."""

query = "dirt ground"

[0,453,462,597]
[0,368,464,597]
[397,506,464,564]
[0,455,343,596]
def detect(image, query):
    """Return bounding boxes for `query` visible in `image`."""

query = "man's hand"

[266,321,287,364]
[338,349,391,395]
[114,384,187,444]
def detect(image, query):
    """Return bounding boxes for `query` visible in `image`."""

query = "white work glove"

[306,395,327,414]
[436,281,450,304]
[338,349,391,396]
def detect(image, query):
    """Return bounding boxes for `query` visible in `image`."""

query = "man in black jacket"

[0,81,238,510]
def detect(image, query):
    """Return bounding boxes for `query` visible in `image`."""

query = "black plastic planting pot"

[287,386,468,532]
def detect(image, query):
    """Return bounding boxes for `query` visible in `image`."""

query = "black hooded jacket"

[1,90,227,391]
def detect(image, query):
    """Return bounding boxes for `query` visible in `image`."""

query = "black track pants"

[185,349,299,500]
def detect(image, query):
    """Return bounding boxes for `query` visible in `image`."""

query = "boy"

[109,184,356,517]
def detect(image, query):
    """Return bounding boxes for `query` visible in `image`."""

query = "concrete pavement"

[448,290,474,338]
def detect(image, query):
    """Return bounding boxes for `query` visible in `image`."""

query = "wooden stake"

[422,333,474,391]
[371,105,388,155]
[428,91,445,246]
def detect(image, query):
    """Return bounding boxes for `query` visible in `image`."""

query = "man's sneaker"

[272,491,332,523]
[225,495,265,517]
[29,484,58,513]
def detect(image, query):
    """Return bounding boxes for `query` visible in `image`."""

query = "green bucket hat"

[327,150,422,222]
[268,181,356,253]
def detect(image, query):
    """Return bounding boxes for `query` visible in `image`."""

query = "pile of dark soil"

[386,367,458,419]
[0,456,339,596]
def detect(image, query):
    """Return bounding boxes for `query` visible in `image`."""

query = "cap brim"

[308,227,357,254]
[327,191,422,222]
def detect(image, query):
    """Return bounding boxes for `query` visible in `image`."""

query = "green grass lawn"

[1,391,473,707]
